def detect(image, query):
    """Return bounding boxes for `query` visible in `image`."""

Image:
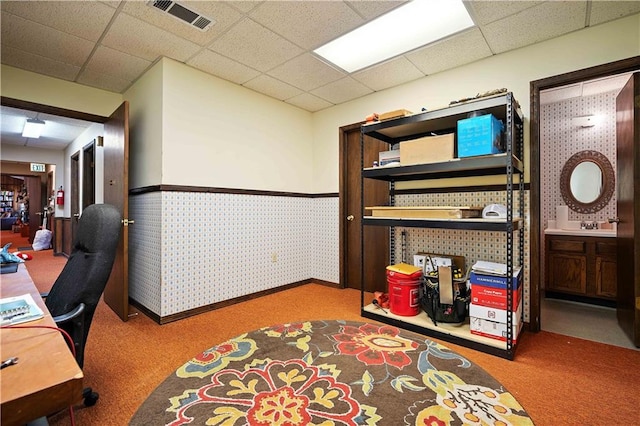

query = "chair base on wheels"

[83,387,99,407]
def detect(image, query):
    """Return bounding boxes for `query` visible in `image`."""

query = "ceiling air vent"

[148,0,214,31]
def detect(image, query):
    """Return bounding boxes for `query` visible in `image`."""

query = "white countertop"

[544,227,616,237]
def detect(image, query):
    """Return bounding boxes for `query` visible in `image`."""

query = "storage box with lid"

[400,133,455,165]
[457,114,504,158]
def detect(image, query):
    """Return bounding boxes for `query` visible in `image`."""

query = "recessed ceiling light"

[314,0,474,73]
[22,118,45,139]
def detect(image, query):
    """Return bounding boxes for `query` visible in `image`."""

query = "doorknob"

[346,215,354,221]
[608,217,620,223]
[122,219,135,226]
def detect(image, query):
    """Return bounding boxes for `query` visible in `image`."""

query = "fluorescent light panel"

[22,118,45,139]
[314,0,474,73]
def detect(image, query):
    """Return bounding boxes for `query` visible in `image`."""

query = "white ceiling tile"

[208,18,303,72]
[482,1,587,54]
[84,46,152,83]
[1,0,117,42]
[1,13,95,67]
[311,77,373,105]
[589,1,640,26]
[352,56,424,91]
[77,68,132,93]
[406,28,493,75]
[249,1,364,49]
[285,92,334,112]
[346,0,407,20]
[540,83,583,104]
[464,1,544,25]
[99,1,122,9]
[187,50,261,85]
[224,1,262,14]
[268,54,345,91]
[121,1,243,47]
[581,73,634,96]
[0,45,80,82]
[243,75,304,101]
[101,13,201,62]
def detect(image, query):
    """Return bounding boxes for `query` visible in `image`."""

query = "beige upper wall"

[311,13,640,193]
[1,65,122,117]
[124,59,164,189]
[159,59,314,192]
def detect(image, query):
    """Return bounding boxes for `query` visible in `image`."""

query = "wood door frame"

[529,55,640,332]
[82,140,96,210]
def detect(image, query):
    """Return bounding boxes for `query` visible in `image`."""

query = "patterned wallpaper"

[540,91,618,287]
[540,91,617,227]
[394,191,530,322]
[128,192,339,318]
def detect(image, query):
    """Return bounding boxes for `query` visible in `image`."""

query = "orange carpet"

[4,232,639,425]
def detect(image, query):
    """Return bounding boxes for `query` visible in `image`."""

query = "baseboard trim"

[129,278,341,325]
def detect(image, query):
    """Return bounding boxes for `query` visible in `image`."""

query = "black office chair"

[42,203,121,406]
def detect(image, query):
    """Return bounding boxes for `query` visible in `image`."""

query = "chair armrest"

[52,303,85,326]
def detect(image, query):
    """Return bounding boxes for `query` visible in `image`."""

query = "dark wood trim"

[130,279,339,324]
[129,184,338,198]
[529,55,640,333]
[0,96,108,123]
[313,278,342,289]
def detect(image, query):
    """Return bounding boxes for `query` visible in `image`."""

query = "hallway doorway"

[529,56,640,346]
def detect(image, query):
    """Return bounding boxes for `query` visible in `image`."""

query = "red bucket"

[388,276,421,316]
[385,263,422,316]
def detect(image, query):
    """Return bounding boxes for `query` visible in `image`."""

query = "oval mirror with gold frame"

[559,150,615,214]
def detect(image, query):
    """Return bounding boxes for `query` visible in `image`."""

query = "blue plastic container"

[457,114,504,158]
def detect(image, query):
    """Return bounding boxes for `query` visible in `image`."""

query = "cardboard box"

[379,109,412,121]
[469,298,522,324]
[470,316,523,342]
[469,266,522,289]
[457,114,504,158]
[471,283,521,310]
[469,298,523,342]
[400,133,455,165]
[378,149,400,166]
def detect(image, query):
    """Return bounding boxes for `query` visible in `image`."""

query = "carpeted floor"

[4,229,640,425]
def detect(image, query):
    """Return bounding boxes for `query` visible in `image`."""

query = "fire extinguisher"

[56,186,65,206]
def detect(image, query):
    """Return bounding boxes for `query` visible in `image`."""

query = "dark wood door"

[82,141,95,209]
[615,72,639,347]
[103,101,130,322]
[24,176,43,244]
[71,151,80,243]
[340,123,389,294]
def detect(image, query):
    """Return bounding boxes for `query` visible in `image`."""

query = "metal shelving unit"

[359,92,525,359]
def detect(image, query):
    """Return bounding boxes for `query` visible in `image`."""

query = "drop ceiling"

[1,0,639,151]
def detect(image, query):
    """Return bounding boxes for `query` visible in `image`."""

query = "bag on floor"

[32,229,52,251]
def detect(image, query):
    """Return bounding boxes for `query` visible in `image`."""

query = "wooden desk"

[1,264,83,426]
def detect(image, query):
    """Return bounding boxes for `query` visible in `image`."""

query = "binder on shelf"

[0,293,44,325]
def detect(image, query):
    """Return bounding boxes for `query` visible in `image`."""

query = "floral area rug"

[130,320,533,425]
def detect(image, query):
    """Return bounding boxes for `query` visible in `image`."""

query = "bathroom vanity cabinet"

[545,233,617,303]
